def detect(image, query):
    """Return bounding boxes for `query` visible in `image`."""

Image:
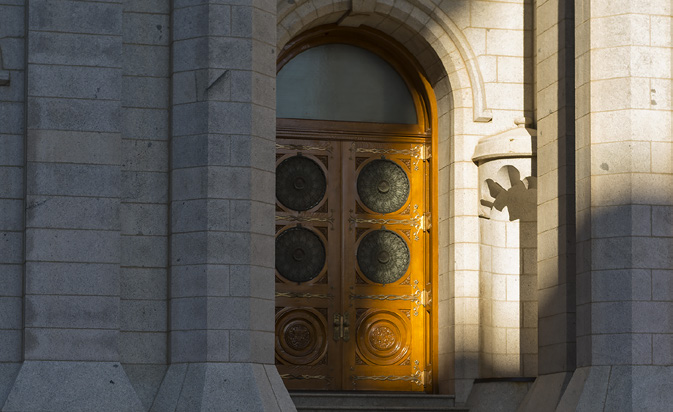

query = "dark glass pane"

[277,44,417,124]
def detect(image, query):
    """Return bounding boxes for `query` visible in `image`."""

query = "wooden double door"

[274,135,432,392]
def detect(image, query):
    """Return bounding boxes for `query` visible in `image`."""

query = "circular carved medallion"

[356,229,410,284]
[276,155,326,211]
[276,308,327,365]
[356,310,410,365]
[369,326,396,351]
[286,323,311,351]
[357,159,409,213]
[276,227,326,283]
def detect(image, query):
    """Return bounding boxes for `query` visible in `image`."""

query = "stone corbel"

[0,48,10,86]
[473,122,536,220]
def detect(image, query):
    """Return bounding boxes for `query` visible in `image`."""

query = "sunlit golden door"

[274,25,437,393]
[275,136,431,391]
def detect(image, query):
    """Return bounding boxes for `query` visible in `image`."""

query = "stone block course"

[28,0,121,35]
[26,228,119,263]
[123,13,169,46]
[25,295,119,329]
[0,102,24,134]
[27,130,120,164]
[173,4,231,40]
[27,65,121,100]
[120,268,167,300]
[24,328,119,361]
[120,300,167,332]
[120,203,167,235]
[122,45,170,77]
[27,97,121,132]
[28,32,122,67]
[26,196,119,230]
[26,262,120,296]
[121,171,168,203]
[121,108,169,140]
[122,76,169,109]
[28,163,120,197]
[121,235,168,268]
[0,232,23,264]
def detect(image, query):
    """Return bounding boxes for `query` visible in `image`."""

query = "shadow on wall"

[483,166,537,223]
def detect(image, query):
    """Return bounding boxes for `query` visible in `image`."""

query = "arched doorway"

[274,26,438,393]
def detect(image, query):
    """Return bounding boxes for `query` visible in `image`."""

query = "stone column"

[150,1,294,410]
[518,0,577,410]
[557,1,673,410]
[2,1,143,411]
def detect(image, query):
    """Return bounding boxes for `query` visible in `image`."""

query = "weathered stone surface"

[2,362,143,412]
[151,363,296,412]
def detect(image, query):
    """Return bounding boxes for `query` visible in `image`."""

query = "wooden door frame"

[276,25,439,393]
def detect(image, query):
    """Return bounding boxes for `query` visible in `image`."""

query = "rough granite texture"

[0,0,671,410]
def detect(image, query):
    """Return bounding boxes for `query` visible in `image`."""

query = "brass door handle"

[342,313,349,342]
[333,313,341,341]
[333,313,350,342]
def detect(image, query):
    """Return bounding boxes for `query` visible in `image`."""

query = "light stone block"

[589,14,650,49]
[29,162,118,197]
[487,29,526,57]
[470,1,523,30]
[590,141,651,175]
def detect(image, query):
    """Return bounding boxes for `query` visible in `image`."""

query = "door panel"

[275,138,430,392]
[275,139,341,390]
[342,141,427,391]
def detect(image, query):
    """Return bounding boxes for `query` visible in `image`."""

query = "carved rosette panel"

[276,308,328,365]
[276,155,327,211]
[276,227,326,283]
[356,229,410,284]
[355,309,410,365]
[357,159,410,214]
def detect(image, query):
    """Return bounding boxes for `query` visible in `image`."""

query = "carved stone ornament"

[357,159,410,214]
[276,227,326,282]
[276,155,327,211]
[472,125,537,220]
[356,229,410,284]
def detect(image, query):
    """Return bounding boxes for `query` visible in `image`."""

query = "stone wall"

[0,0,24,404]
